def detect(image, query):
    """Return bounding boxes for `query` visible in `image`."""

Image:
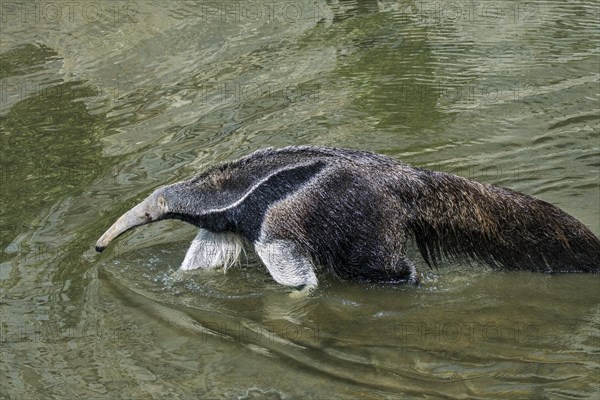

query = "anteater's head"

[95,187,170,252]
[94,172,235,253]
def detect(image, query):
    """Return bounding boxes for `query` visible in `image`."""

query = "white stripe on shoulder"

[201,161,325,215]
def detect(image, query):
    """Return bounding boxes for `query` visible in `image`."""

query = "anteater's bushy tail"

[408,171,600,273]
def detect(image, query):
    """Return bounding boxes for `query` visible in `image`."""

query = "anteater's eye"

[144,212,150,218]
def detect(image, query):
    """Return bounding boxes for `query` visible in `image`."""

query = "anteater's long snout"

[95,200,154,252]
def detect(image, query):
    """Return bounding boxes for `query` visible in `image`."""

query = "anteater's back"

[273,146,600,272]
[205,146,600,273]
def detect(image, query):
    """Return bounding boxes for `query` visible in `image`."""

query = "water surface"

[1,1,599,398]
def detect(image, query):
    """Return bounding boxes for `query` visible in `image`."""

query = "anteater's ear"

[158,196,167,209]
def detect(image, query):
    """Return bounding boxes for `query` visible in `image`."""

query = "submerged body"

[96,146,600,288]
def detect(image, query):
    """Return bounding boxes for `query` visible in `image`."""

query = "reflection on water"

[1,0,598,398]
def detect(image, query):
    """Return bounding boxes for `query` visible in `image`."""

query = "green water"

[1,1,599,399]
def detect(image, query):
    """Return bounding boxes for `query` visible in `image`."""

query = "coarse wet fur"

[96,146,600,290]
